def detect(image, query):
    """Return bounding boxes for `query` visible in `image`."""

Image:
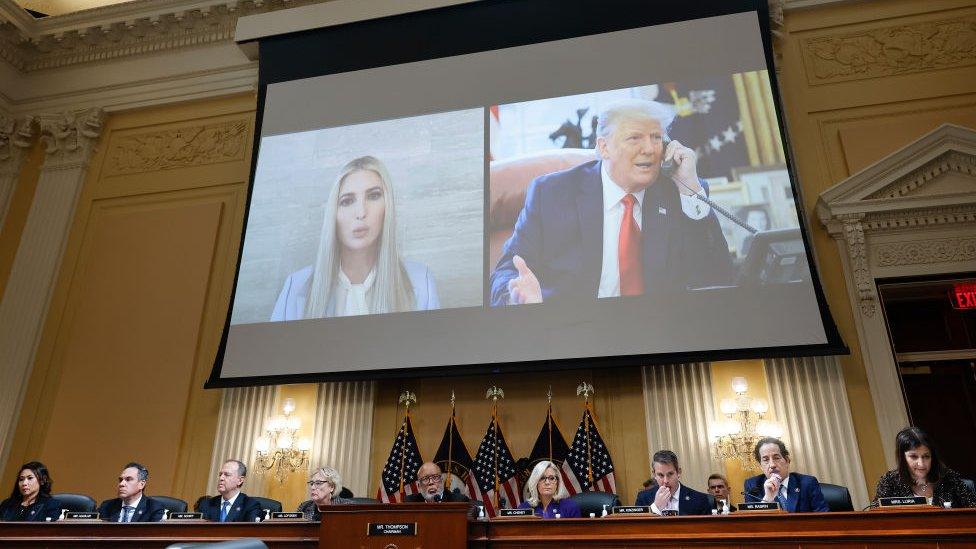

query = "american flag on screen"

[562,408,617,495]
[377,414,423,503]
[466,416,521,517]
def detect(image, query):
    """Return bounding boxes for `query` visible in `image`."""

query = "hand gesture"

[507,255,543,304]
[654,485,672,511]
[663,139,702,196]
[763,473,782,502]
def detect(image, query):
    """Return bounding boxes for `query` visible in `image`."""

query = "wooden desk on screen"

[0,508,974,548]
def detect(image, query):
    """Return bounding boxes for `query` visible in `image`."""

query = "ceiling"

[15,0,132,17]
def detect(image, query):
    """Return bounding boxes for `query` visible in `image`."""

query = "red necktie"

[618,194,643,296]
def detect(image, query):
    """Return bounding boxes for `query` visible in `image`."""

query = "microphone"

[741,490,765,503]
[432,493,442,503]
[860,501,879,511]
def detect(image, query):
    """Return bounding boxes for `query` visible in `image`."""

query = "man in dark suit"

[197,459,262,522]
[635,450,712,515]
[98,462,166,522]
[490,99,733,306]
[743,437,829,513]
[404,462,471,503]
[706,473,737,512]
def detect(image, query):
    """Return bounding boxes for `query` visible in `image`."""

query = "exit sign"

[950,282,976,310]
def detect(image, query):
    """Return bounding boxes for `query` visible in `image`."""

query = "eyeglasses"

[418,474,442,485]
[539,475,559,484]
[306,480,329,488]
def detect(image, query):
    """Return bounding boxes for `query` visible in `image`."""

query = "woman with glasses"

[297,466,351,521]
[518,460,580,518]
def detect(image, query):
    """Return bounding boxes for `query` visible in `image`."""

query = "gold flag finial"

[547,386,553,404]
[486,386,505,402]
[576,381,594,403]
[399,390,417,410]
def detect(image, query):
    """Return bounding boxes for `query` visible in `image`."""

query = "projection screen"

[209,0,845,386]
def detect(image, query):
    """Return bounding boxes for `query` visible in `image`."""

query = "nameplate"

[367,522,417,536]
[65,512,99,520]
[878,496,928,507]
[612,506,651,514]
[498,508,535,517]
[739,502,781,512]
[660,509,679,517]
[270,512,305,520]
[169,512,203,520]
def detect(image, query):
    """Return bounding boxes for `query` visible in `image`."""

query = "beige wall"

[2,0,975,505]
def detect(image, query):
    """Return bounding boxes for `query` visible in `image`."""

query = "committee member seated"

[405,462,470,503]
[0,461,61,522]
[98,462,166,522]
[297,466,352,521]
[706,473,737,512]
[518,461,581,518]
[489,98,733,306]
[198,460,262,522]
[874,427,976,508]
[635,450,711,515]
[744,437,828,513]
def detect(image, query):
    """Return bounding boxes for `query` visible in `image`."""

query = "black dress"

[874,468,976,508]
[0,494,62,522]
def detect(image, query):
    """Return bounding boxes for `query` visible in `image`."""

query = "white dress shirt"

[335,267,375,316]
[597,164,712,298]
[650,484,681,515]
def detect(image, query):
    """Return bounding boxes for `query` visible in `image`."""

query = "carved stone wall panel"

[875,236,976,267]
[104,119,248,176]
[801,13,976,85]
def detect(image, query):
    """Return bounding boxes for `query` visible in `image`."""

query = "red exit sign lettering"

[950,282,976,310]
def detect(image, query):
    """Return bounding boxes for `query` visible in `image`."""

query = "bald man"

[404,462,471,503]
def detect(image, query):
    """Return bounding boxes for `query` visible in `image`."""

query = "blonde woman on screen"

[271,156,439,320]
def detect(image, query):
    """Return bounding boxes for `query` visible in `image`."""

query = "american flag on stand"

[433,406,473,496]
[561,407,617,495]
[521,405,573,488]
[376,414,423,503]
[466,416,521,517]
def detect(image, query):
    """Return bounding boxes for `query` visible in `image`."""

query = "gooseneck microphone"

[741,490,765,503]
[432,493,443,503]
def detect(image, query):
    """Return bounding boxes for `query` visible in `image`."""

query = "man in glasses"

[405,462,471,503]
[197,459,263,522]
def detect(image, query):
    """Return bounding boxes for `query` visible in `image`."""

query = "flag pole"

[447,389,455,491]
[577,382,595,489]
[486,385,504,511]
[546,386,553,462]
[398,390,417,496]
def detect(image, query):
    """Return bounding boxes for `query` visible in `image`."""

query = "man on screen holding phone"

[489,98,733,306]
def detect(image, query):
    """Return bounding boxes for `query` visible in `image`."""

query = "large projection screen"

[209,0,845,386]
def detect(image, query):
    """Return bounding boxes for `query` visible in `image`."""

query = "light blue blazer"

[270,260,439,321]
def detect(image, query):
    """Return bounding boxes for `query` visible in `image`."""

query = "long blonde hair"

[304,156,414,318]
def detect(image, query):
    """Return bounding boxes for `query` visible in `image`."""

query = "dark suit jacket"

[404,488,471,503]
[0,494,61,522]
[743,472,829,513]
[98,495,166,522]
[489,160,733,306]
[197,493,263,522]
[634,484,712,515]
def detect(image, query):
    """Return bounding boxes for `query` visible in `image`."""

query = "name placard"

[64,512,99,520]
[660,509,679,517]
[878,496,928,507]
[739,502,781,512]
[498,508,536,517]
[168,512,203,520]
[612,506,651,514]
[270,512,305,520]
[367,523,417,536]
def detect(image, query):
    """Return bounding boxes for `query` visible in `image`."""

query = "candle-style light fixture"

[712,377,783,469]
[255,398,312,483]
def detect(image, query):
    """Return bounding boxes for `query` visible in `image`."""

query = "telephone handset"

[661,136,675,178]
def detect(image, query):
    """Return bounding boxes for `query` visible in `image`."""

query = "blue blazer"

[97,495,166,522]
[743,472,829,513]
[197,493,263,522]
[271,260,439,321]
[489,160,733,306]
[634,484,712,515]
[517,497,582,518]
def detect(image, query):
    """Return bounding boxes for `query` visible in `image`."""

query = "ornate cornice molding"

[0,0,325,73]
[875,237,976,268]
[864,151,976,200]
[37,107,104,171]
[800,12,976,85]
[105,118,248,176]
[0,113,34,174]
